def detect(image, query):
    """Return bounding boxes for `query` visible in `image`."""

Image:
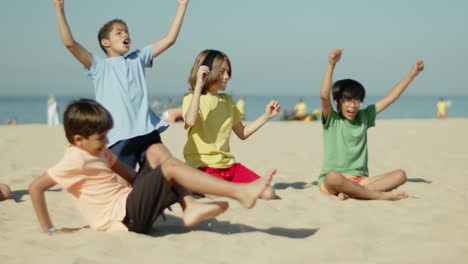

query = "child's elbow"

[185,119,196,128]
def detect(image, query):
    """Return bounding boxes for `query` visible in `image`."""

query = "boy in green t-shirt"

[319,48,424,200]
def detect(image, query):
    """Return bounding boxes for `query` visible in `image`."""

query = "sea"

[1,94,467,125]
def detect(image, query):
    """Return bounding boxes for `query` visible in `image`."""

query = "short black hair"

[63,99,113,144]
[331,79,366,102]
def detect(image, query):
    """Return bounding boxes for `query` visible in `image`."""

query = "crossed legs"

[321,169,408,200]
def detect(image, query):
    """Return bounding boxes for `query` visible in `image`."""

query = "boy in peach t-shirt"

[29,99,274,234]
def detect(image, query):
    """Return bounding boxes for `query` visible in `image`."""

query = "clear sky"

[1,0,467,97]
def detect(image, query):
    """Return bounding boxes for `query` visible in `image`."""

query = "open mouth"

[123,39,130,46]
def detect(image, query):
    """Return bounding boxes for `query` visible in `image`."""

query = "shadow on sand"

[149,215,318,239]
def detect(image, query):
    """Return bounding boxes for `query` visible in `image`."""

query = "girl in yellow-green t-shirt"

[182,49,280,200]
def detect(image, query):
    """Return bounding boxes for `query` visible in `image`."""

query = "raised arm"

[29,173,59,233]
[184,66,209,127]
[53,0,93,69]
[375,60,424,114]
[151,0,189,59]
[320,48,343,121]
[232,100,281,140]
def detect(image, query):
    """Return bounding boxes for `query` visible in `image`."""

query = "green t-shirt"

[318,104,377,185]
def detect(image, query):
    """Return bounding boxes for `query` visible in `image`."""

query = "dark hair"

[98,19,127,54]
[332,79,366,102]
[63,99,113,144]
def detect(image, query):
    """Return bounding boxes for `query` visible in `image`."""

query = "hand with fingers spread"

[265,100,282,120]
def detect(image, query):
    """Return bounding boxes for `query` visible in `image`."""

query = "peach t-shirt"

[48,146,132,231]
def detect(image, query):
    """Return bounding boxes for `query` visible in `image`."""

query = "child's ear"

[101,38,110,49]
[73,135,85,146]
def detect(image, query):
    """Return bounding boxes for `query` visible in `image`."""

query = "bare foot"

[337,192,350,200]
[381,190,408,201]
[238,169,276,209]
[183,201,229,227]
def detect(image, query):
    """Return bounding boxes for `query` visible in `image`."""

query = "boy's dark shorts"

[110,130,162,170]
[123,162,179,234]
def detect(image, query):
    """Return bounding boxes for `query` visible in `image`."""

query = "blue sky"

[1,0,467,97]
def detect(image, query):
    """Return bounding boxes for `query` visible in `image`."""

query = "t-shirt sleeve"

[47,150,85,190]
[227,95,241,126]
[84,54,103,79]
[137,45,154,68]
[322,109,337,129]
[182,93,193,130]
[363,104,377,128]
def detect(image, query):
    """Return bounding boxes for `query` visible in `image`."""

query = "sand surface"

[1,119,467,263]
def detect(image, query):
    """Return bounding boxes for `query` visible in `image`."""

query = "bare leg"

[145,144,275,209]
[171,184,229,227]
[260,186,276,199]
[0,184,11,201]
[323,171,407,201]
[363,169,407,192]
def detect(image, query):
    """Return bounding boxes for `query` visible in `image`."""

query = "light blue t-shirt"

[84,45,168,147]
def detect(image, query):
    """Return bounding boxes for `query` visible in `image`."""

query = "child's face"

[75,131,109,157]
[105,23,131,56]
[209,60,231,93]
[336,98,362,120]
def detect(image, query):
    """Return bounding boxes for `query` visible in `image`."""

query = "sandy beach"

[1,119,467,263]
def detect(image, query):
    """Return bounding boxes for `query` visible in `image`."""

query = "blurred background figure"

[151,97,164,117]
[437,97,447,119]
[47,95,59,125]
[236,96,246,120]
[293,98,307,120]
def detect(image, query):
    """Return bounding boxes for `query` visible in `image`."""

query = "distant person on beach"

[318,48,424,200]
[0,183,11,201]
[47,95,60,125]
[52,0,189,171]
[150,97,164,117]
[293,98,307,120]
[437,97,447,119]
[29,99,274,234]
[182,50,280,200]
[236,96,246,120]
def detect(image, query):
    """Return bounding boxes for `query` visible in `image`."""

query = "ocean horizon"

[1,93,467,125]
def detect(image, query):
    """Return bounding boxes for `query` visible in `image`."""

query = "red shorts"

[199,163,260,183]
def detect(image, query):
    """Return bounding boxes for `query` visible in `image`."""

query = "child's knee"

[324,171,345,186]
[395,169,407,183]
[146,144,172,168]
[0,184,11,201]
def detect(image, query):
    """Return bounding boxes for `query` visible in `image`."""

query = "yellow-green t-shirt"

[437,101,446,115]
[182,93,242,168]
[236,99,245,120]
[294,102,307,116]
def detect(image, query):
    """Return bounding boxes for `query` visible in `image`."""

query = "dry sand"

[1,119,467,263]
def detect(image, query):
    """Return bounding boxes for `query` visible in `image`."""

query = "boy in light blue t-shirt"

[319,48,424,201]
[52,0,189,170]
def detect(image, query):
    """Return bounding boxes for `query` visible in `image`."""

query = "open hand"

[265,100,281,119]
[329,48,343,66]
